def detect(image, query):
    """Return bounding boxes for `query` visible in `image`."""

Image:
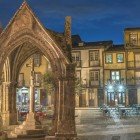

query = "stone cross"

[26,57,35,113]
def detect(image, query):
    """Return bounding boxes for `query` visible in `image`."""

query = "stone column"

[1,82,17,125]
[104,90,107,105]
[0,84,3,112]
[125,89,129,106]
[94,88,98,107]
[29,59,35,113]
[85,89,89,107]
[75,94,79,107]
[46,64,77,139]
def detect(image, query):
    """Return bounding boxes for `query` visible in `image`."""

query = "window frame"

[89,50,99,61]
[89,70,100,86]
[129,32,138,45]
[116,53,124,63]
[105,53,113,64]
[111,71,120,82]
[72,51,81,67]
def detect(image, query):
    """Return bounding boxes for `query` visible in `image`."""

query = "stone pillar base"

[2,111,17,126]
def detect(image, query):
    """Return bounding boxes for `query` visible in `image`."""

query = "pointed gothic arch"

[0,1,77,139]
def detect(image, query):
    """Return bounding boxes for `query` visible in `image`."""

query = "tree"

[75,78,86,95]
[43,71,55,95]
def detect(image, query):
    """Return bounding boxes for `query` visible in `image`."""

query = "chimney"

[65,16,72,46]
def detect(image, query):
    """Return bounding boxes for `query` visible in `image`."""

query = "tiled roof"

[106,44,125,51]
[72,35,82,46]
[125,27,140,31]
[84,40,113,46]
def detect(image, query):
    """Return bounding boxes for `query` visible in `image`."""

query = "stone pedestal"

[10,112,45,138]
[2,111,17,126]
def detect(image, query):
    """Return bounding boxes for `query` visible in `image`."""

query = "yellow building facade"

[17,54,54,110]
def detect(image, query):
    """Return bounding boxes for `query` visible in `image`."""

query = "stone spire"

[0,22,2,34]
[65,16,73,62]
[65,16,72,46]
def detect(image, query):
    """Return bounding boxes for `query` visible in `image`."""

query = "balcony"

[89,80,100,86]
[89,60,100,67]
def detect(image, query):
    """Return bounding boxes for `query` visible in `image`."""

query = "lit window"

[111,71,120,81]
[129,33,138,45]
[33,54,41,67]
[106,54,112,63]
[117,53,124,63]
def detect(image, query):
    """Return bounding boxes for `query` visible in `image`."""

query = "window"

[89,51,99,61]
[72,52,81,67]
[129,33,138,45]
[89,71,99,86]
[111,71,120,81]
[117,53,124,63]
[72,52,80,61]
[34,73,42,86]
[18,73,24,87]
[106,54,112,63]
[33,54,41,67]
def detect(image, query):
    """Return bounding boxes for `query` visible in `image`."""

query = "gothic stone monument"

[0,1,77,139]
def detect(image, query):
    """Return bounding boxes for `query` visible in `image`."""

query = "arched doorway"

[0,1,76,139]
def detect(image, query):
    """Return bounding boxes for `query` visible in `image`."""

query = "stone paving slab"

[78,132,140,140]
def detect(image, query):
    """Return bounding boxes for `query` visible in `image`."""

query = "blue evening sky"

[0,0,140,44]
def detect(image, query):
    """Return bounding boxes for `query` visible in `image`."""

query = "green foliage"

[75,78,86,95]
[43,72,55,95]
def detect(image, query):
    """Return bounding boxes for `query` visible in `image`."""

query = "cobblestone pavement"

[76,117,140,140]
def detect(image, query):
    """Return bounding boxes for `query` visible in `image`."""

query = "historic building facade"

[17,28,140,109]
[73,29,140,107]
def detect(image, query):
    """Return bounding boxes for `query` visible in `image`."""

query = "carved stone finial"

[65,16,72,46]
